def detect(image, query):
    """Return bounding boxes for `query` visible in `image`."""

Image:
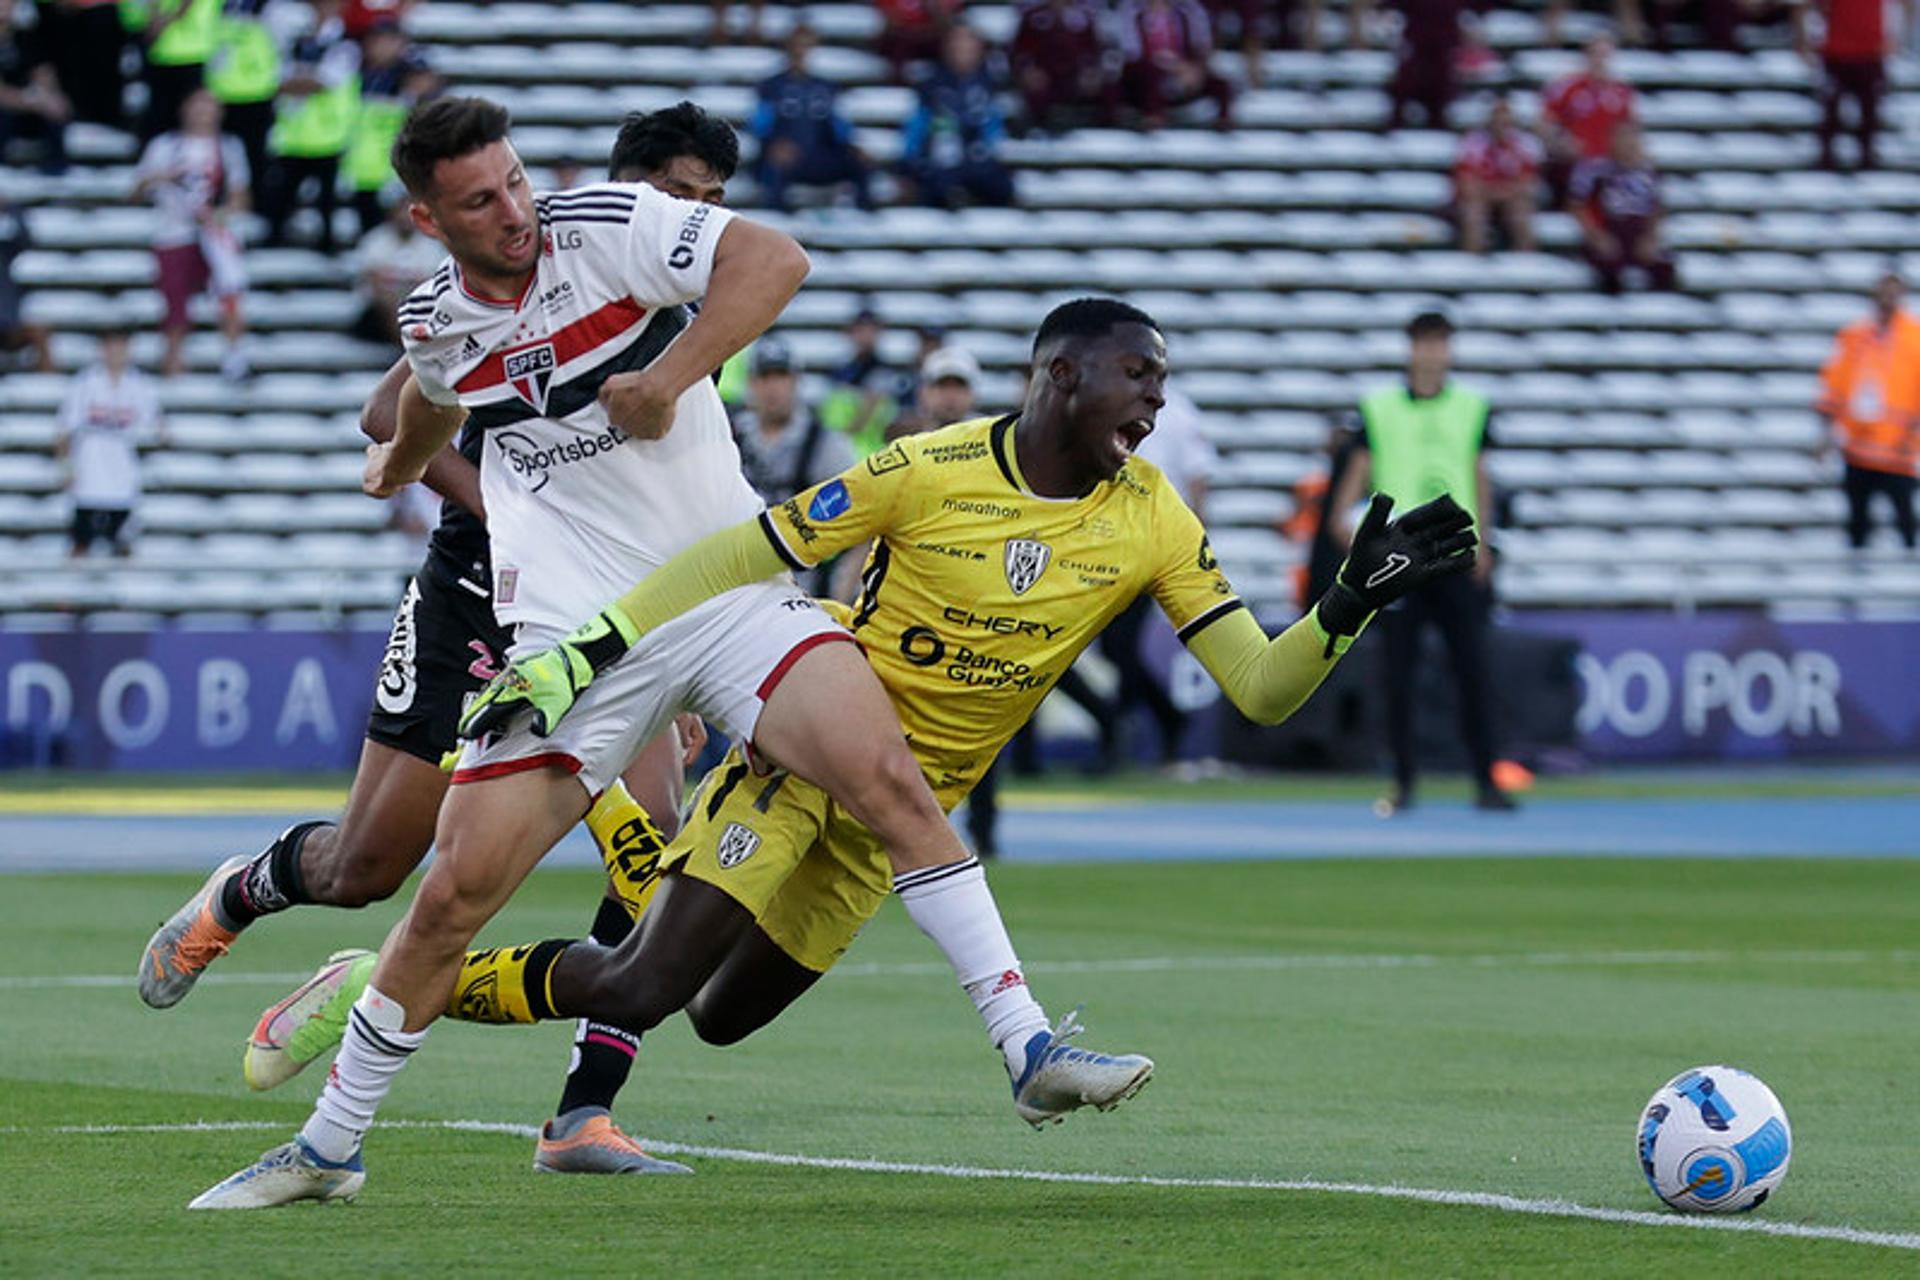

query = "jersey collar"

[453,258,537,310]
[988,413,1027,492]
[991,412,1104,504]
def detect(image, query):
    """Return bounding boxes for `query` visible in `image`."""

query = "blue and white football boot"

[188,1138,365,1210]
[1010,1006,1154,1127]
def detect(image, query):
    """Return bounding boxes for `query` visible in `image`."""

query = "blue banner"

[0,631,387,770]
[1505,612,1920,761]
[1139,609,1920,764]
[0,612,1913,770]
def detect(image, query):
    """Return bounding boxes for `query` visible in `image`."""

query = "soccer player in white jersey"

[191,96,1139,1209]
[140,104,744,1180]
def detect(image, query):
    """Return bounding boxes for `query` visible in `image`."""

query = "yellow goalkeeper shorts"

[667,747,891,974]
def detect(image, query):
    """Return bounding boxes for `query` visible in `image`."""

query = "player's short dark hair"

[1407,310,1455,339]
[608,101,740,183]
[1031,297,1161,359]
[390,96,512,198]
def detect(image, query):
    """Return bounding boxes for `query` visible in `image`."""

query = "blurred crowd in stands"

[0,0,1902,376]
[0,0,439,380]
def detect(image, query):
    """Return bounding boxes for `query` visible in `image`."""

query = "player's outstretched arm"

[363,373,469,499]
[460,446,896,738]
[458,516,817,739]
[359,356,485,520]
[1190,493,1477,724]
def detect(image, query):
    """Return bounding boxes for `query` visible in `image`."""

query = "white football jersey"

[400,184,765,634]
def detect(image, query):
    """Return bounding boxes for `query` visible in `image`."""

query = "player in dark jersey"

[137,103,741,1176]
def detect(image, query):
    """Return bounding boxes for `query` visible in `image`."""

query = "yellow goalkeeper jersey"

[760,414,1242,807]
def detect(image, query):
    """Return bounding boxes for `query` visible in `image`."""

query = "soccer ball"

[1636,1065,1791,1213]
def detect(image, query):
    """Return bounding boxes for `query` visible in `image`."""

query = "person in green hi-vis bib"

[816,305,908,457]
[260,0,359,254]
[130,0,219,140]
[205,0,280,209]
[346,19,435,237]
[1329,310,1517,816]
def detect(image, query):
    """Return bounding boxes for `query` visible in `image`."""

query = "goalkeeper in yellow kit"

[258,297,1475,1132]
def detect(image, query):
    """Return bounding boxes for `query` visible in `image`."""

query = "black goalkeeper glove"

[1314,493,1478,655]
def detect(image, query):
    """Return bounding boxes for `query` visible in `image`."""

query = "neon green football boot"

[242,949,374,1090]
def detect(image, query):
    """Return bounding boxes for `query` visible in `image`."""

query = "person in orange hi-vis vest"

[1818,269,1920,550]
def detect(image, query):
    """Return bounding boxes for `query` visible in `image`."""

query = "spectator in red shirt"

[875,0,963,83]
[1796,0,1890,170]
[1540,34,1636,204]
[1011,0,1117,131]
[1454,95,1542,254]
[1570,124,1677,294]
[1117,0,1234,129]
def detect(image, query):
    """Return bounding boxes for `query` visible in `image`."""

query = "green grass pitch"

[2,855,1916,1276]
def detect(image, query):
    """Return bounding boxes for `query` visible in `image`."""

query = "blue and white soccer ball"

[1636,1065,1792,1213]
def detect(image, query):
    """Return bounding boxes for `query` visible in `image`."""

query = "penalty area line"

[8,1118,1918,1253]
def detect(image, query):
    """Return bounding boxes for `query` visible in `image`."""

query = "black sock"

[219,820,328,926]
[554,896,641,1118]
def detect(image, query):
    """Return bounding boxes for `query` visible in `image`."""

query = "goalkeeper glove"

[1314,493,1478,656]
[457,608,640,740]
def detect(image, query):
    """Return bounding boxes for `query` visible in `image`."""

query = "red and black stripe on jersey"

[459,302,691,432]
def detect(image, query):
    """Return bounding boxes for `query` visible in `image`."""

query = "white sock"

[894,857,1048,1072]
[299,984,426,1163]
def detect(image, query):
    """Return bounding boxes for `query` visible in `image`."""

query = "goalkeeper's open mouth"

[1113,416,1154,459]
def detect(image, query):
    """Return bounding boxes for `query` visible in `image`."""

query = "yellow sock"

[445,940,568,1024]
[586,778,670,922]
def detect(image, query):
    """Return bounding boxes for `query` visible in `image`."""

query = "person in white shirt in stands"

[350,197,445,348]
[57,328,165,558]
[1101,379,1217,766]
[133,87,251,381]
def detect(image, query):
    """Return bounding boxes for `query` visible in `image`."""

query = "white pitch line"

[5,948,1913,991]
[0,972,314,990]
[6,1118,1917,1254]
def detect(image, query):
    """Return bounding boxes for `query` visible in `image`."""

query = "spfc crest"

[716,821,761,870]
[1004,537,1051,595]
[502,341,556,415]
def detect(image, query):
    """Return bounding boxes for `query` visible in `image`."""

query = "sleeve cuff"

[1309,610,1357,658]
[758,509,809,571]
[1176,598,1246,644]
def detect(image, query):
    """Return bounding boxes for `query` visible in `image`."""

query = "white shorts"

[451,580,850,796]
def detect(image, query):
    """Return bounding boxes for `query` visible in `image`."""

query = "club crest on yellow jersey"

[1004,537,1051,595]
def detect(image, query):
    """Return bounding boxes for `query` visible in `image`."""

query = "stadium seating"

[4,0,1919,626]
